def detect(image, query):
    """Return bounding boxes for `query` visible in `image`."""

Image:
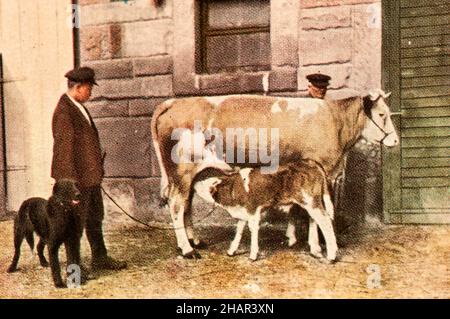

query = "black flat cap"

[306,73,331,88]
[65,67,98,85]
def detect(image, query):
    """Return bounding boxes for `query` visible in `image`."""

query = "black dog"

[7,179,84,288]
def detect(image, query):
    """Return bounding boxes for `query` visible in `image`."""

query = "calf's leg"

[247,208,262,261]
[286,219,297,247]
[308,220,323,258]
[227,219,247,256]
[284,206,297,247]
[304,206,338,262]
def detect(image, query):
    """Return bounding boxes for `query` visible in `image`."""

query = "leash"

[100,186,218,231]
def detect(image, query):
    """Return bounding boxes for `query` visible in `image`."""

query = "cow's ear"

[363,96,373,118]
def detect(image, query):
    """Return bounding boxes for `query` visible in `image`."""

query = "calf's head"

[361,89,399,147]
[210,172,248,207]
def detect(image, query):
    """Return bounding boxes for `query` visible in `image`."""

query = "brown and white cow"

[151,89,399,258]
[194,160,335,262]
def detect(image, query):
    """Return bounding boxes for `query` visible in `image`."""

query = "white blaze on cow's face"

[361,90,399,147]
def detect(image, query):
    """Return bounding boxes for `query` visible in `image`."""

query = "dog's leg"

[7,223,25,273]
[65,238,82,286]
[25,232,34,253]
[48,240,66,288]
[37,239,48,267]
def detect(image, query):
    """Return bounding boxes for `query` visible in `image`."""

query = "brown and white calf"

[193,160,336,262]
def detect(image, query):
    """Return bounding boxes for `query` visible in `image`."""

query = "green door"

[382,0,450,223]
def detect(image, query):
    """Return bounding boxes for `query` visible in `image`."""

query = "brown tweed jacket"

[51,94,104,187]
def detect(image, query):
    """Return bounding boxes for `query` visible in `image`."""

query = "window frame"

[199,0,271,74]
[173,0,299,95]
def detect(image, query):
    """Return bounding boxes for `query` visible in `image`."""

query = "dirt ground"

[0,211,448,299]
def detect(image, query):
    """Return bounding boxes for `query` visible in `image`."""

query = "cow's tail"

[151,99,174,203]
[314,160,335,220]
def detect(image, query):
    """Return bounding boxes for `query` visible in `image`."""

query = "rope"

[100,186,218,231]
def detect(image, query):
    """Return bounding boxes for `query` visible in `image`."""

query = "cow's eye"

[379,113,385,118]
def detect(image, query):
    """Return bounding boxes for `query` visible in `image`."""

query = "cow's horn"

[368,90,380,101]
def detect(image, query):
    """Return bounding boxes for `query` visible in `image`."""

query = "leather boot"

[91,255,127,271]
[87,225,127,271]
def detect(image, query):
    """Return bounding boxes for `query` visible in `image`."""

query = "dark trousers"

[80,185,107,260]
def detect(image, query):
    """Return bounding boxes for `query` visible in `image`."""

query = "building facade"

[1,0,448,224]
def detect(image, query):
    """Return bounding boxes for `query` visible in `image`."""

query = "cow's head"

[361,89,399,147]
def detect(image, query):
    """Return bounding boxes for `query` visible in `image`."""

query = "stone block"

[93,78,143,99]
[239,73,265,92]
[141,75,173,97]
[299,28,352,65]
[80,24,122,61]
[85,99,129,118]
[134,55,173,76]
[270,67,298,92]
[95,117,152,177]
[93,76,172,99]
[122,20,172,57]
[80,0,172,26]
[84,59,133,80]
[199,73,240,90]
[301,6,351,30]
[301,0,379,8]
[129,98,167,116]
[348,3,382,91]
[271,0,299,67]
[79,0,109,5]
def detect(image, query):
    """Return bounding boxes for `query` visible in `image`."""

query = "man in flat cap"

[306,73,331,99]
[51,67,126,272]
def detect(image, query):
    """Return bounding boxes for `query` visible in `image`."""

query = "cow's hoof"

[320,258,336,265]
[310,251,324,259]
[249,254,259,262]
[180,249,202,259]
[288,242,298,248]
[189,239,208,250]
[40,260,49,268]
[226,251,235,257]
[7,266,17,273]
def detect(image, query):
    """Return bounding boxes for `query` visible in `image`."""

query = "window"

[199,0,271,74]
[173,0,299,95]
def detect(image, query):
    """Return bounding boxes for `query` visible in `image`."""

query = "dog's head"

[49,179,82,214]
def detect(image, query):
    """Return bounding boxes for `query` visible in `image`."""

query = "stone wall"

[78,0,383,225]
[79,0,173,223]
[298,0,382,93]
